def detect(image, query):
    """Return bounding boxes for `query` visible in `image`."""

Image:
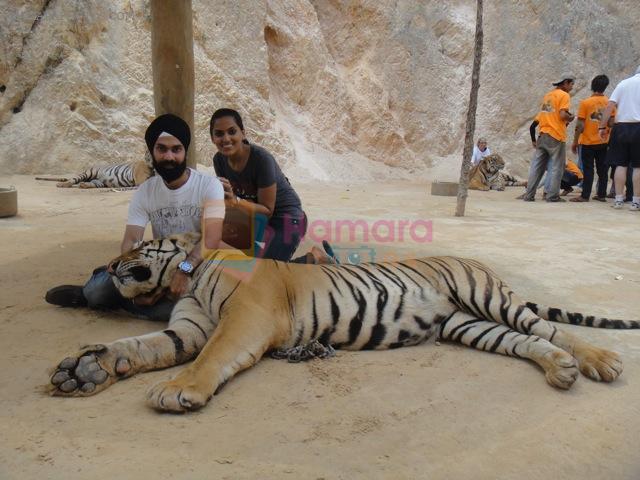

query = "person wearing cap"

[569,75,615,202]
[597,66,640,211]
[521,74,575,202]
[471,137,491,166]
[44,114,226,320]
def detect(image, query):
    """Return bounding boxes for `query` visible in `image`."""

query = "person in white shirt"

[471,137,491,165]
[45,114,225,321]
[598,65,640,210]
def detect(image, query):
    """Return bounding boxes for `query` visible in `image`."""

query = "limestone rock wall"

[1,0,639,181]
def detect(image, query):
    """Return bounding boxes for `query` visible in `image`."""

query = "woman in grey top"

[210,108,309,261]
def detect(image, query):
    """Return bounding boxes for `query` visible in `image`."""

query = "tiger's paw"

[77,182,95,189]
[575,347,623,382]
[146,375,213,413]
[56,181,73,188]
[49,344,132,396]
[542,350,579,389]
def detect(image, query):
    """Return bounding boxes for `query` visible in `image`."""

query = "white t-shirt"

[471,146,491,165]
[610,74,640,122]
[127,168,225,239]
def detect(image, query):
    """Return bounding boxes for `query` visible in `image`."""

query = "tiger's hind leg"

[49,297,214,396]
[506,308,623,383]
[147,302,291,412]
[78,180,105,188]
[439,312,579,389]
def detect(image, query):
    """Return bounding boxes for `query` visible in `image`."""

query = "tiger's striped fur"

[49,233,635,412]
[469,153,527,191]
[56,158,153,189]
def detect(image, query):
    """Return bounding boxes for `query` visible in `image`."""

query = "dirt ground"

[0,174,639,480]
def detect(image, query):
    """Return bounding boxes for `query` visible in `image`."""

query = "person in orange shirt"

[521,74,575,202]
[570,75,614,202]
[561,159,583,196]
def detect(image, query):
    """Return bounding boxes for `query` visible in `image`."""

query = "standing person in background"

[521,74,575,202]
[471,137,491,166]
[570,75,614,202]
[526,114,552,198]
[599,66,640,210]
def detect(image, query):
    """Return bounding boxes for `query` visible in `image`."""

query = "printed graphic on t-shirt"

[541,101,554,113]
[149,205,202,237]
[231,181,258,203]
[589,108,603,122]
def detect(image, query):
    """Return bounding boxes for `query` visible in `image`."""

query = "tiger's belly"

[290,286,455,351]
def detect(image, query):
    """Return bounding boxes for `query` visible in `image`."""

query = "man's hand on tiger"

[168,270,190,300]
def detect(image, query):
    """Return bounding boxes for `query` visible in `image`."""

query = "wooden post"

[150,0,196,167]
[455,0,484,217]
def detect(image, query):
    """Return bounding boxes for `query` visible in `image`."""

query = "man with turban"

[45,114,226,321]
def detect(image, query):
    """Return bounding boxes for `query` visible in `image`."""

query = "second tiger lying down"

[49,234,638,412]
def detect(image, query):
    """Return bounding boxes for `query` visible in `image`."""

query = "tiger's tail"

[525,302,640,329]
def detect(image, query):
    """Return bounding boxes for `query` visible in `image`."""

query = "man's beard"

[153,159,187,183]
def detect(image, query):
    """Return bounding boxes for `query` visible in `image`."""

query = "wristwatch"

[177,260,195,275]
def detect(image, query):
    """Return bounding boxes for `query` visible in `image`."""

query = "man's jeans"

[83,266,175,322]
[523,134,566,201]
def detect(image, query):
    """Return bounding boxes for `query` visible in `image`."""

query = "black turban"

[144,114,191,154]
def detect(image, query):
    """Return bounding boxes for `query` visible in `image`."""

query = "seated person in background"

[561,159,583,196]
[471,137,491,165]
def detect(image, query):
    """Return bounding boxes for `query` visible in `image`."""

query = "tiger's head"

[107,233,200,298]
[480,154,505,174]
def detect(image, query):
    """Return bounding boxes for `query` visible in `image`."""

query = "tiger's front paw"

[146,374,214,413]
[49,344,132,396]
[576,347,623,382]
[542,350,579,389]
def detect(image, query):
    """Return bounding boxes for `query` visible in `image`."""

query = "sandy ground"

[0,174,639,480]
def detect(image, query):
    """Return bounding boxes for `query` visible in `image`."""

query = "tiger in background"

[55,155,154,188]
[48,233,636,413]
[469,153,527,191]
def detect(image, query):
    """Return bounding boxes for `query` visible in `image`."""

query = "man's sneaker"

[612,200,624,209]
[45,285,87,307]
[630,202,640,211]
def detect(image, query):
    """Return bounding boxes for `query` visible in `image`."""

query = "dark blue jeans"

[561,171,580,191]
[83,266,175,321]
[261,212,308,262]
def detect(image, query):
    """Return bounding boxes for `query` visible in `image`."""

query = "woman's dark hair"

[209,108,245,135]
[591,75,609,93]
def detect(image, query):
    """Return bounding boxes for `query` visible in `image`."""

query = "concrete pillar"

[150,0,196,167]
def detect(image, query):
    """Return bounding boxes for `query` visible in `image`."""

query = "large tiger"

[55,158,154,188]
[469,153,527,191]
[49,233,637,413]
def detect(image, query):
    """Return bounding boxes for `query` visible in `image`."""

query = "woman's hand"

[217,177,236,201]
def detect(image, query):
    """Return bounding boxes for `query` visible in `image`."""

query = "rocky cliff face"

[1,0,639,180]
